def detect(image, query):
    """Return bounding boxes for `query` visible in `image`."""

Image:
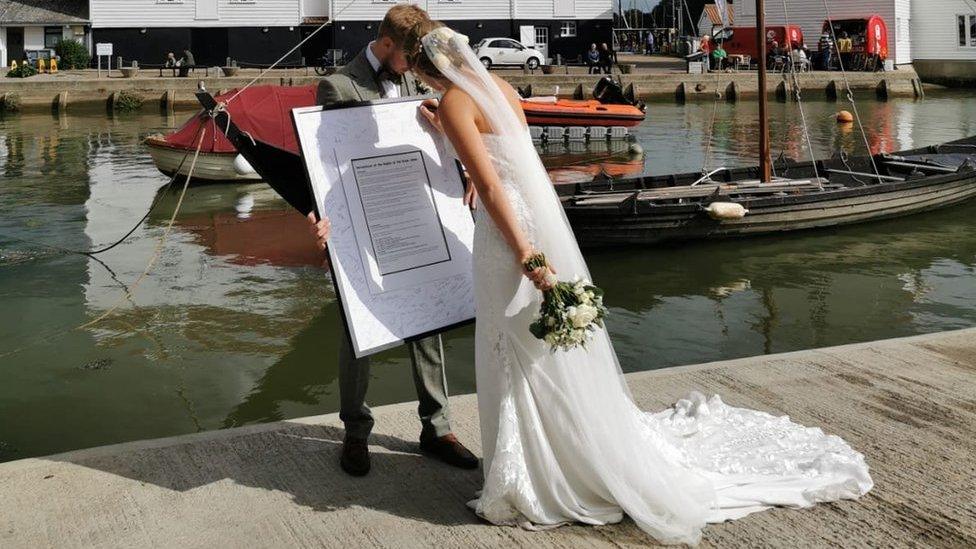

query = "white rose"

[430,52,452,71]
[571,304,599,328]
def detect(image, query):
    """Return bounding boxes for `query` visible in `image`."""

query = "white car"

[472,38,546,70]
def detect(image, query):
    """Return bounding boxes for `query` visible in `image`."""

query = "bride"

[405,21,873,546]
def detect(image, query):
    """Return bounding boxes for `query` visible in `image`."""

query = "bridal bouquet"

[523,253,608,352]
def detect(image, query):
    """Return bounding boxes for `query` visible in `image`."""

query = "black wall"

[92,20,611,67]
[92,27,303,66]
[330,19,611,63]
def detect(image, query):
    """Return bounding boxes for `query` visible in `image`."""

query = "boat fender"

[233,154,257,176]
[704,202,748,220]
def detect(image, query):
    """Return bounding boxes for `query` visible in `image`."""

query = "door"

[534,26,549,61]
[7,27,25,64]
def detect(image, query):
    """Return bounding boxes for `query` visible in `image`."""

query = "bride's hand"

[420,99,443,133]
[521,251,556,291]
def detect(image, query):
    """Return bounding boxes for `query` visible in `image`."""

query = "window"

[44,27,63,49]
[958,14,976,47]
[560,21,577,37]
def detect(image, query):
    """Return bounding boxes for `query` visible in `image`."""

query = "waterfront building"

[910,0,976,86]
[0,0,91,68]
[697,3,734,39]
[88,0,612,67]
[736,0,913,66]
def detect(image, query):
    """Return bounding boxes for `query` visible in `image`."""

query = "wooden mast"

[755,0,772,182]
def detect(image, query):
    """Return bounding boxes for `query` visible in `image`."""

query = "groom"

[307,4,477,477]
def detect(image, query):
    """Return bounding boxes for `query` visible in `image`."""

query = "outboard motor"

[592,76,646,112]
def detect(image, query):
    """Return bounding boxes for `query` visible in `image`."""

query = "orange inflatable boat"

[521,97,645,127]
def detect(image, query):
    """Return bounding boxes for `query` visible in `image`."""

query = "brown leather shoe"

[419,433,479,469]
[340,436,370,477]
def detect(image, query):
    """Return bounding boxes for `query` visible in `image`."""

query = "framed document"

[293,98,475,357]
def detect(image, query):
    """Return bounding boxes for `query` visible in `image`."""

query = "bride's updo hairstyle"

[404,19,447,81]
[405,21,471,84]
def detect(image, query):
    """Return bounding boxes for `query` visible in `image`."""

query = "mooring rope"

[780,0,823,189]
[819,0,884,183]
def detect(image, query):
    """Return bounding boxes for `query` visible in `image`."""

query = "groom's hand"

[306,211,331,252]
[420,98,443,133]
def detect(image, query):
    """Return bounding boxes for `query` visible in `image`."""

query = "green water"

[2,91,976,461]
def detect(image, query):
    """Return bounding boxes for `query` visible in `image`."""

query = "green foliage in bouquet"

[524,253,608,351]
[55,39,91,70]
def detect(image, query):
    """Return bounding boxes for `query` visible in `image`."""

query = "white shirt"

[366,41,399,99]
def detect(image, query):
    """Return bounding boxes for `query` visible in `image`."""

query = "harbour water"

[2,90,975,461]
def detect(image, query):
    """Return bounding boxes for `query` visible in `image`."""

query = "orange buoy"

[836,110,854,123]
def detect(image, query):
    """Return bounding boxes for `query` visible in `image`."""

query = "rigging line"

[819,0,883,184]
[780,0,823,189]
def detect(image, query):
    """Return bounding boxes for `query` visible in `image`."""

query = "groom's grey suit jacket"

[315,48,450,442]
[316,49,426,105]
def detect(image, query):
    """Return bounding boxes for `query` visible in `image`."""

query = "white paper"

[293,99,475,357]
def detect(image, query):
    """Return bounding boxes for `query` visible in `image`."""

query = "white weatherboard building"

[736,0,913,66]
[910,0,976,85]
[0,0,90,69]
[87,0,611,67]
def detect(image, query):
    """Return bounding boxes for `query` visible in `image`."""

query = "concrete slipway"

[1,329,975,548]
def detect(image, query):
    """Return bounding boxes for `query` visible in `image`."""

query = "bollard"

[161,90,176,113]
[774,80,788,102]
[53,91,67,113]
[876,79,890,101]
[725,81,739,102]
[675,82,687,103]
[825,80,838,101]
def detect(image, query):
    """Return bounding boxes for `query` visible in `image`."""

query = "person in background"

[789,43,810,72]
[599,42,616,74]
[817,33,834,70]
[700,35,714,70]
[646,32,655,54]
[178,48,195,77]
[586,43,601,74]
[837,31,853,70]
[163,52,177,68]
[711,41,728,71]
[767,40,784,69]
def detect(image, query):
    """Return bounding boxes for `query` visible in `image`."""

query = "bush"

[55,39,91,70]
[5,63,37,78]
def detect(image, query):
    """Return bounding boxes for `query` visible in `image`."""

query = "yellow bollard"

[49,58,58,73]
[38,58,46,72]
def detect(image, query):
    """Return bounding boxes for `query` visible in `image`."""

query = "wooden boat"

[557,139,976,246]
[145,85,317,183]
[145,133,260,183]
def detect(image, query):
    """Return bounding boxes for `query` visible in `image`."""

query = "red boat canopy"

[163,85,317,154]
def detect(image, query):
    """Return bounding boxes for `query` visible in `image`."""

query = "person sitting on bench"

[178,48,195,77]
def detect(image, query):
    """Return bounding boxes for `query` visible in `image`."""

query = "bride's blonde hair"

[404,19,447,81]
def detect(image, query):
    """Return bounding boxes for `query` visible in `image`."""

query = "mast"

[755,0,772,182]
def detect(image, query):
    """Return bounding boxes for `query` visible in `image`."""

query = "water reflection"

[2,92,976,461]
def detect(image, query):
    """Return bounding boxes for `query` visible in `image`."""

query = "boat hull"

[145,138,261,183]
[565,170,976,247]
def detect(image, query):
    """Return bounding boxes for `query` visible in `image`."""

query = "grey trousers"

[338,316,452,441]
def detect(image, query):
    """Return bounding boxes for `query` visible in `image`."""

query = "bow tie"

[376,68,402,86]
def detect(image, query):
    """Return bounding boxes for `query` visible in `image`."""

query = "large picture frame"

[292,97,475,358]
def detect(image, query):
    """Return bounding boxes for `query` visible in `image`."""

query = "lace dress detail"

[468,133,873,546]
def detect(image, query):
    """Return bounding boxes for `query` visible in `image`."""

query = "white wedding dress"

[422,28,873,547]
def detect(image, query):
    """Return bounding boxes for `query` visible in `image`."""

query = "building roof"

[0,0,89,25]
[702,3,734,27]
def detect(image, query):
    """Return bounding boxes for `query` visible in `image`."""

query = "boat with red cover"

[145,85,317,183]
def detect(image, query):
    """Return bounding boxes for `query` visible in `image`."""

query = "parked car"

[472,38,546,70]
